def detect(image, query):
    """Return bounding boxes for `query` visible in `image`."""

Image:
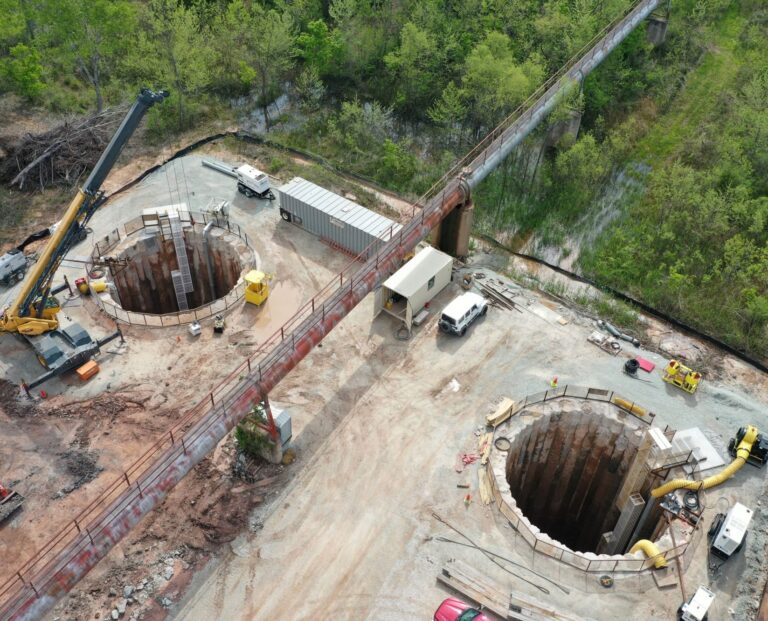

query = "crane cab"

[31,295,61,321]
[244,270,272,306]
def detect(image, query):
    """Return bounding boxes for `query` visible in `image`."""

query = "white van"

[439,292,488,336]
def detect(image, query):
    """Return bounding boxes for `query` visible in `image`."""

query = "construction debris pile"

[0,106,124,190]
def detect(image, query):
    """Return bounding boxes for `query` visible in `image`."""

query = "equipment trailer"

[201,159,276,200]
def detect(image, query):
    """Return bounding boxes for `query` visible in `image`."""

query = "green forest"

[1,0,766,356]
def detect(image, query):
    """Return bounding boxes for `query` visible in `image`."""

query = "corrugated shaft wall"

[506,410,640,552]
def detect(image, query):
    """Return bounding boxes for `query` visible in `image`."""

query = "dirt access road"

[171,266,768,621]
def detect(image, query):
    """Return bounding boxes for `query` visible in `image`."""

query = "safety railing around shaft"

[86,211,253,326]
[0,1,661,618]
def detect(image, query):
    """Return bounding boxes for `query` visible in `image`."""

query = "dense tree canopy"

[1,0,764,355]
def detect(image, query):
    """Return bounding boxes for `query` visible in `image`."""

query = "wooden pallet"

[478,281,523,313]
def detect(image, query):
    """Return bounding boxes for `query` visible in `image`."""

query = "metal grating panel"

[171,270,188,311]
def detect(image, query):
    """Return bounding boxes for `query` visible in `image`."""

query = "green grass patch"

[632,7,746,162]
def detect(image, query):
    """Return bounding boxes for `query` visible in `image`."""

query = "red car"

[433,597,491,621]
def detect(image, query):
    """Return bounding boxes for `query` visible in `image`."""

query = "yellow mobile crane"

[0,88,168,387]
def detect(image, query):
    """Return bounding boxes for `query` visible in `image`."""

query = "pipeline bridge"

[0,0,662,618]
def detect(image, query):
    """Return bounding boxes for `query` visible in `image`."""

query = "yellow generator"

[244,270,272,306]
[663,359,702,393]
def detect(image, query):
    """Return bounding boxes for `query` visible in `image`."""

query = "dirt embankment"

[0,379,283,621]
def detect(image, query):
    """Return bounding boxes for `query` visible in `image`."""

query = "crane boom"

[0,88,168,336]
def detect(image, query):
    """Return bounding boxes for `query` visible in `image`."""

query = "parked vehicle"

[236,165,274,200]
[438,292,488,336]
[0,249,28,286]
[434,597,490,621]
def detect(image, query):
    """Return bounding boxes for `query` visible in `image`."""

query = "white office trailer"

[375,246,454,332]
[277,177,402,259]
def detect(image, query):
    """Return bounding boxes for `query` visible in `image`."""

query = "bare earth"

[0,148,766,621]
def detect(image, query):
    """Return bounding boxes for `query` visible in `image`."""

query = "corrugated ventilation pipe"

[629,539,667,568]
[651,425,758,498]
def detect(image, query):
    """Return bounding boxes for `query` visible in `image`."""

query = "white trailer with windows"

[374,246,453,332]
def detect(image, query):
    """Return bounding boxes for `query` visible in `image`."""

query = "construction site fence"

[514,384,654,425]
[0,2,675,614]
[486,386,701,585]
[86,211,252,326]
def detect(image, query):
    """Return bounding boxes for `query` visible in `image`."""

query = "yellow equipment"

[244,270,272,306]
[0,88,168,337]
[629,539,667,568]
[611,396,649,417]
[651,425,759,498]
[90,279,108,293]
[662,359,702,393]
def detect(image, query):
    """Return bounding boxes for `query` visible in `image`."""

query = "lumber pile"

[0,106,125,190]
[477,280,523,312]
[478,432,493,465]
[487,397,516,427]
[438,561,591,621]
[478,467,493,505]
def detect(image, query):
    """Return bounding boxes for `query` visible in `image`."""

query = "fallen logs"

[1,106,126,191]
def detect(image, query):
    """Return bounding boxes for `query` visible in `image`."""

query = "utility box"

[712,502,752,558]
[278,177,401,259]
[678,586,715,621]
[273,406,292,447]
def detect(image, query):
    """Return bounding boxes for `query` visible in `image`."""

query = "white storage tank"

[278,177,402,259]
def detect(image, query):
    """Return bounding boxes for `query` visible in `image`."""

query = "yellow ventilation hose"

[612,397,648,417]
[650,425,758,498]
[629,539,667,568]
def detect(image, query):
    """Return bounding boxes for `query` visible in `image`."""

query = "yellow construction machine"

[662,359,702,393]
[244,270,273,306]
[0,88,168,387]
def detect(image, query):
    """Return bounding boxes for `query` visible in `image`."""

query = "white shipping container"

[278,178,402,259]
